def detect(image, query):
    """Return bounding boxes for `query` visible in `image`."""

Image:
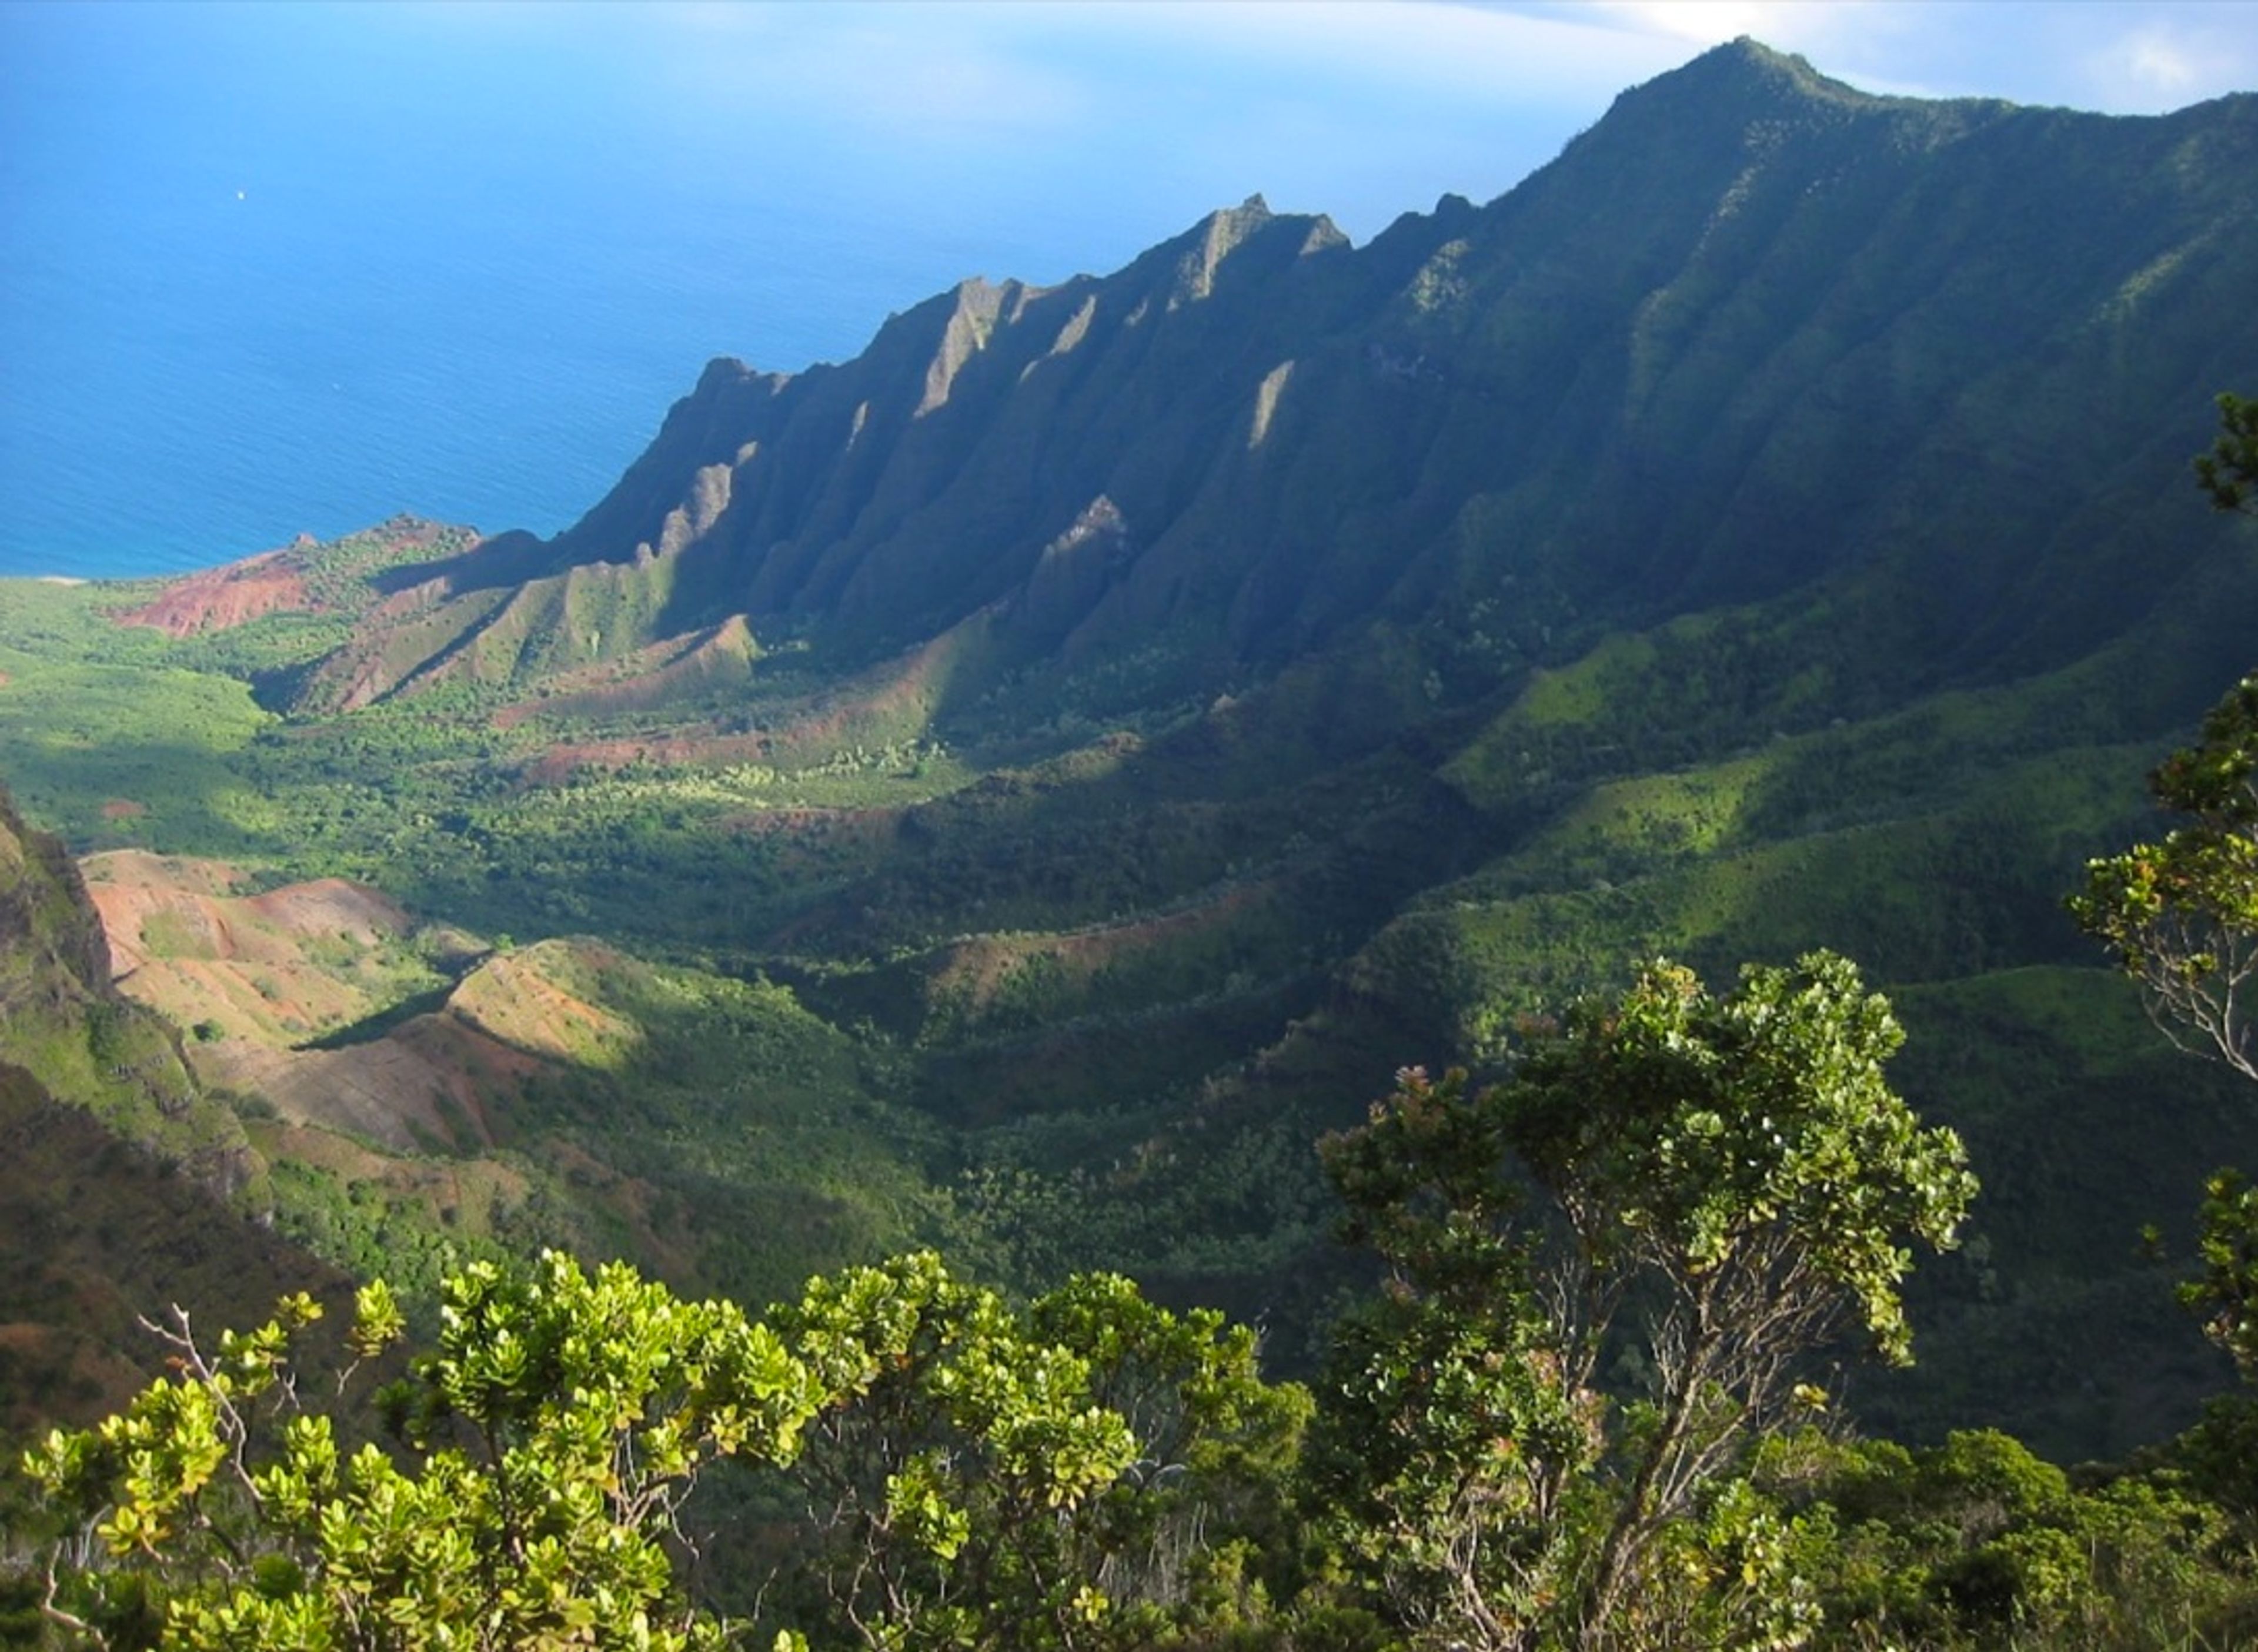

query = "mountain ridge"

[264,38,2257,730]
[8,39,2258,1456]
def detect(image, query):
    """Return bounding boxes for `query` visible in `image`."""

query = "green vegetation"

[0,787,263,1208]
[7,47,2258,1644]
[16,1252,1303,1652]
[2075,386,2258,1088]
[0,585,274,855]
[1312,954,1975,1651]
[2073,393,2258,1394]
[11,524,2251,1449]
[2196,392,2258,516]
[14,958,2258,1650]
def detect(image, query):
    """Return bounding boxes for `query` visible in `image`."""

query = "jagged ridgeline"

[6,39,2258,1459]
[298,41,2256,710]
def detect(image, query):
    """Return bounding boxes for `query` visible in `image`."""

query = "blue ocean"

[0,4,1611,581]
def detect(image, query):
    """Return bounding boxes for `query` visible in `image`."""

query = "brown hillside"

[85,853,422,1045]
[445,942,643,1069]
[83,857,652,1155]
[926,881,1275,1011]
[109,546,313,636]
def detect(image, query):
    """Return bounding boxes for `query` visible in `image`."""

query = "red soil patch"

[111,548,312,636]
[85,860,408,979]
[98,799,147,821]
[208,1036,495,1155]
[82,849,244,895]
[205,944,636,1154]
[242,878,413,943]
[84,854,425,1060]
[81,857,643,1161]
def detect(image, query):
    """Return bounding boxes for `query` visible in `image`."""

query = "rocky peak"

[1154,194,1345,309]
[918,277,1027,416]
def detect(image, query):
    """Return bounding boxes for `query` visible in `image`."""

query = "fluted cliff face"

[293,40,2256,723]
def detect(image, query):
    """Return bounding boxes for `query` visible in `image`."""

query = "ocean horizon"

[0,10,1147,580]
[3,4,1645,583]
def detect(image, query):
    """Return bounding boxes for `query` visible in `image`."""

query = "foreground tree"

[764,1254,1305,1652]
[2073,391,2258,1375]
[1311,952,1976,1652]
[23,1258,813,1650]
[2194,390,2258,517]
[2072,673,2258,1086]
[1750,1424,2256,1650]
[18,1252,1302,1652]
[2074,390,2258,1081]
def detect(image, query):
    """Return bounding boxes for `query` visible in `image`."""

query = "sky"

[11,1,2255,282]
[569,0,2258,250]
[2,0,2254,574]
[340,0,2258,255]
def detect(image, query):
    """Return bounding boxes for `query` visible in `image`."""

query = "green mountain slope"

[303,42,2257,717]
[4,40,2257,1457]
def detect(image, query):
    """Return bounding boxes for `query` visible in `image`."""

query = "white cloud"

[1487,0,2258,109]
[2080,14,2258,109]
[1574,1,1816,45]
[340,0,2258,230]
[2117,28,2202,96]
[1499,1,1899,56]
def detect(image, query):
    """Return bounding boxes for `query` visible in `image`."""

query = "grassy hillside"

[9,528,2252,1457]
